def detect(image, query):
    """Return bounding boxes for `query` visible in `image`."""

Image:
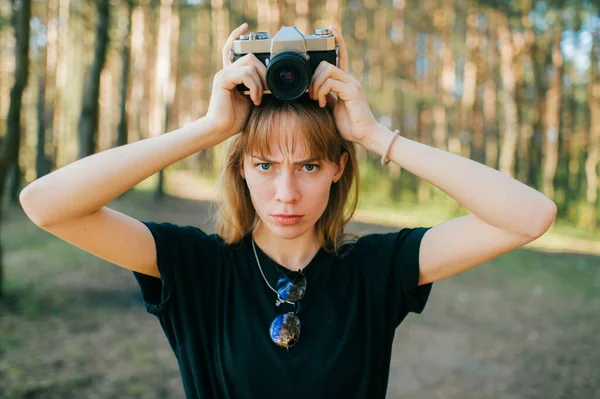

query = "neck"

[252,222,321,272]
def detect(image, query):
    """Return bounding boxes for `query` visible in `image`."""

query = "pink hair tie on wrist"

[381,129,401,166]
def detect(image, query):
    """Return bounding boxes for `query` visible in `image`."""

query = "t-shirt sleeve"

[359,226,433,328]
[391,227,433,317]
[132,221,207,317]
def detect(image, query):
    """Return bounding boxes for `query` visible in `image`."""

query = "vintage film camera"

[229,26,339,101]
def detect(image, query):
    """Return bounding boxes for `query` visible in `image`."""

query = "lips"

[271,214,304,226]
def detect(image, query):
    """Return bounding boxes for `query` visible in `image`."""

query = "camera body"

[229,26,339,101]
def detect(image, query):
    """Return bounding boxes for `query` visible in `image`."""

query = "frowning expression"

[242,131,347,240]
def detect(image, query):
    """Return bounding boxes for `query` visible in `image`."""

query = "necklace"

[252,238,306,350]
[251,238,299,307]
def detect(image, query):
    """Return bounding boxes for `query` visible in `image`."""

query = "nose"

[275,171,300,204]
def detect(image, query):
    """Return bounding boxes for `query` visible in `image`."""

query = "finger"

[242,66,263,105]
[222,22,248,68]
[325,92,337,110]
[254,58,269,91]
[329,25,349,73]
[225,65,262,104]
[310,61,350,100]
[235,53,269,91]
[315,78,347,107]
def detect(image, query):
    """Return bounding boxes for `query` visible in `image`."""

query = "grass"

[1,186,599,398]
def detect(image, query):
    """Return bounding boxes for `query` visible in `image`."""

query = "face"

[241,131,348,241]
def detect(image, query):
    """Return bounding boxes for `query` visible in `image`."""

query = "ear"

[332,152,349,183]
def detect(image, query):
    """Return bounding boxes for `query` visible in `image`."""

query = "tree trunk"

[497,12,519,178]
[52,0,70,168]
[0,15,6,138]
[460,5,478,160]
[433,0,453,176]
[35,0,58,179]
[7,154,23,203]
[384,2,401,200]
[585,27,600,227]
[111,0,134,199]
[351,5,369,166]
[77,0,110,159]
[209,0,230,174]
[129,3,147,144]
[116,0,133,149]
[0,0,32,299]
[483,9,499,170]
[194,6,214,174]
[467,6,485,165]
[294,0,310,35]
[157,2,180,199]
[541,25,563,201]
[516,5,536,188]
[152,0,174,199]
[530,21,551,193]
[37,72,51,178]
[561,64,576,218]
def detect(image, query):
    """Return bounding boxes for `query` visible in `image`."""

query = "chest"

[212,264,379,397]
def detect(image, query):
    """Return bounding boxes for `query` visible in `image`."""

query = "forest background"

[0,0,599,398]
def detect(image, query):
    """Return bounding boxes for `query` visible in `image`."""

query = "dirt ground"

[1,191,599,398]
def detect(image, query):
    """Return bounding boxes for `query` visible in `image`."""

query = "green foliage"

[0,15,8,32]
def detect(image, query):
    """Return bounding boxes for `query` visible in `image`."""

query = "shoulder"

[336,227,430,260]
[141,221,232,257]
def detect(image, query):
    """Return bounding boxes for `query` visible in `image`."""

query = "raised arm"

[19,118,226,277]
[20,118,224,228]
[19,23,269,277]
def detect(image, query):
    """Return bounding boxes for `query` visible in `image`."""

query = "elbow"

[529,199,558,238]
[19,184,47,227]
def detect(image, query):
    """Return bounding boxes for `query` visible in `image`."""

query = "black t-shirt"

[132,221,433,399]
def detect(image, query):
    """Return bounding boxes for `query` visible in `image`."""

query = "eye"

[302,164,320,172]
[255,163,271,171]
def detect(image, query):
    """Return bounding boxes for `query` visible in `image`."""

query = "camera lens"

[280,69,296,83]
[266,52,310,101]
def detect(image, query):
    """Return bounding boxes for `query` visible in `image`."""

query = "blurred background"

[1,0,599,398]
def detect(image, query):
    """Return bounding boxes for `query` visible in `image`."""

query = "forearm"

[360,124,557,237]
[20,117,224,227]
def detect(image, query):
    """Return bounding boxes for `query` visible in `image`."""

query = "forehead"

[244,109,323,160]
[253,131,311,159]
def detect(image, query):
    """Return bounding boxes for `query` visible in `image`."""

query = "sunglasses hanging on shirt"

[252,239,307,350]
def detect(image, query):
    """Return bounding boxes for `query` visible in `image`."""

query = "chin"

[266,221,313,240]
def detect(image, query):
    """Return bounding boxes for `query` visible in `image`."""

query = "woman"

[20,23,557,398]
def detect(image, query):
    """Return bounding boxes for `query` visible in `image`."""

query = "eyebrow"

[250,156,321,165]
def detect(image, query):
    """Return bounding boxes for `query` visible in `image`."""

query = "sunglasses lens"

[270,313,301,348]
[276,273,307,302]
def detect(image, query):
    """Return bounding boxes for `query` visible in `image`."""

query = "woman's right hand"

[204,23,268,140]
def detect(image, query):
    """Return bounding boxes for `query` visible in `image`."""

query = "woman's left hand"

[308,25,379,144]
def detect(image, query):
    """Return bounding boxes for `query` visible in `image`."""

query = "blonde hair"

[214,94,359,253]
